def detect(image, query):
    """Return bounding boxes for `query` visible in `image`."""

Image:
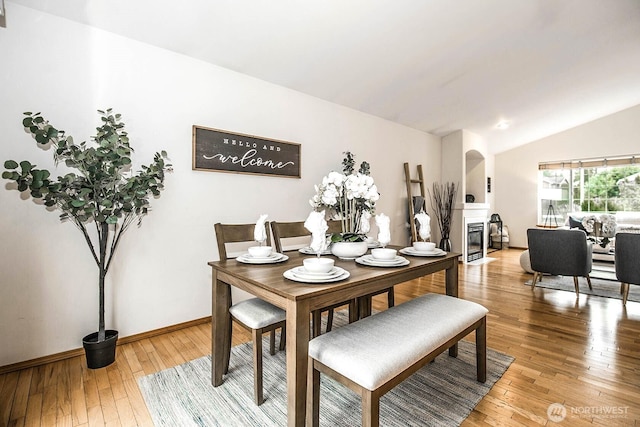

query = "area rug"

[138,315,514,426]
[525,275,639,302]
[591,261,617,281]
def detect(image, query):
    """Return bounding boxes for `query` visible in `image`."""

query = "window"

[538,156,640,225]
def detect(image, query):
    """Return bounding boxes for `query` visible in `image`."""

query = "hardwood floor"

[1,248,639,426]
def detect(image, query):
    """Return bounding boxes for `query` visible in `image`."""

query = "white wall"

[495,104,640,248]
[0,5,441,366]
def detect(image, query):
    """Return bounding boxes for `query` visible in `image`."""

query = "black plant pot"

[439,238,452,252]
[82,330,118,369]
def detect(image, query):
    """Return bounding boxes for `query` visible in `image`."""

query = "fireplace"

[467,222,484,262]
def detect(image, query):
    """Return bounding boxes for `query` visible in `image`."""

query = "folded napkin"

[304,210,328,254]
[360,211,372,234]
[375,213,391,248]
[254,214,269,243]
[414,212,431,241]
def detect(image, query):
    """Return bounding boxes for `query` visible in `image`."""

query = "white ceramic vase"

[330,241,368,259]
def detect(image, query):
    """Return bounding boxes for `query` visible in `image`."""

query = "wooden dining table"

[208,248,460,427]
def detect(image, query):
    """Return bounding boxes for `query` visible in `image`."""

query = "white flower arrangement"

[309,152,379,240]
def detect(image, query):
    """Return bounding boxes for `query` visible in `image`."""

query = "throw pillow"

[569,216,586,232]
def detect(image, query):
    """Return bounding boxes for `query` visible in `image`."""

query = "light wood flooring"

[1,248,639,426]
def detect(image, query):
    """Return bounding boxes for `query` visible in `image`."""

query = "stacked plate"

[283,266,350,283]
[299,246,332,256]
[366,239,381,249]
[236,252,289,264]
[399,247,447,257]
[355,255,410,267]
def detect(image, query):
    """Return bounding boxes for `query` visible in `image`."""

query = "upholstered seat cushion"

[308,294,488,391]
[229,298,286,329]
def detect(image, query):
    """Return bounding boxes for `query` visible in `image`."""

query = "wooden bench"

[307,293,488,427]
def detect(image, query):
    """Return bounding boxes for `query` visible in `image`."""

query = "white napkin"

[360,211,372,234]
[304,210,329,254]
[254,214,269,243]
[415,213,431,241]
[375,213,391,248]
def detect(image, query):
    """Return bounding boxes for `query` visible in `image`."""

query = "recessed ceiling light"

[495,120,510,130]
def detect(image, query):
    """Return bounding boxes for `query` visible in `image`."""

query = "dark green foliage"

[3,109,171,342]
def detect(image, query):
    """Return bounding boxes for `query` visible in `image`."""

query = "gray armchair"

[614,232,640,305]
[526,228,593,296]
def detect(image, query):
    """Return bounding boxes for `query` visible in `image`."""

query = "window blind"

[538,154,640,170]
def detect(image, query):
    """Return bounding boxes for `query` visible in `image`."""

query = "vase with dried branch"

[429,182,458,251]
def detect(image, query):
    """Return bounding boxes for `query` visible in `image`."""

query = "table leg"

[358,296,373,318]
[286,299,310,427]
[446,257,460,357]
[211,271,231,387]
[445,257,459,298]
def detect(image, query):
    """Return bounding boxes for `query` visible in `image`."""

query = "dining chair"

[214,222,286,405]
[614,232,640,305]
[526,228,593,297]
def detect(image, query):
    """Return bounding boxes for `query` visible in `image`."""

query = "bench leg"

[362,390,380,427]
[476,317,487,383]
[307,358,320,427]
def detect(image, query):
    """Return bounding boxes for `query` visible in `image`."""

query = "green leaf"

[71,199,85,208]
[2,171,12,179]
[4,160,18,169]
[19,161,33,172]
[106,215,119,224]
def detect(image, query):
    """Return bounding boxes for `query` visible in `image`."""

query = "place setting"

[299,246,332,255]
[399,241,447,257]
[284,211,350,284]
[236,215,289,264]
[355,216,409,267]
[356,248,409,267]
[283,257,350,283]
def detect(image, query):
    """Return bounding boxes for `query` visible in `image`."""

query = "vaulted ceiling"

[8,0,640,153]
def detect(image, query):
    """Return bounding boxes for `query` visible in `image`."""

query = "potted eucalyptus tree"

[2,109,171,368]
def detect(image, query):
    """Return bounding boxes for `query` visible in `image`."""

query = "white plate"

[399,247,447,257]
[356,255,410,267]
[367,240,381,248]
[299,246,332,255]
[236,253,289,264]
[361,255,405,264]
[283,267,350,283]
[291,266,342,279]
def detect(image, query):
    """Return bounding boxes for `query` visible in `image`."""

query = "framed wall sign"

[192,125,301,178]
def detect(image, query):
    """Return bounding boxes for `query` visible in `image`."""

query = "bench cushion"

[308,293,488,391]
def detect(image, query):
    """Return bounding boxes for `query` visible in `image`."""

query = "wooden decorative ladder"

[404,163,426,243]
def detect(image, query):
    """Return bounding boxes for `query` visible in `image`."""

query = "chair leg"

[620,282,625,294]
[585,275,593,290]
[531,272,539,290]
[622,283,630,306]
[348,299,358,323]
[311,310,322,338]
[307,359,321,427]
[326,308,334,333]
[279,325,286,351]
[224,318,233,375]
[573,276,580,297]
[252,328,264,405]
[269,329,276,355]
